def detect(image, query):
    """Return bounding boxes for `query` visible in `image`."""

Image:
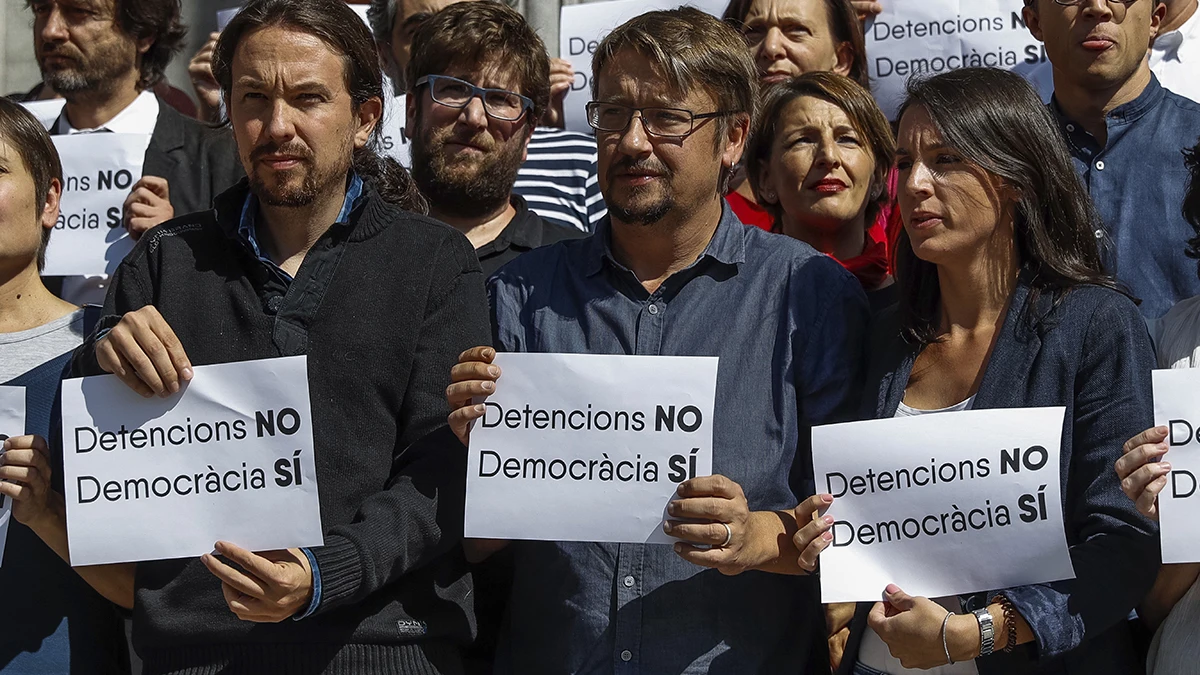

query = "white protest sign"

[19,99,66,130]
[43,133,147,277]
[865,0,1049,119]
[60,356,322,566]
[466,353,718,543]
[1152,369,1200,563]
[559,0,727,133]
[0,387,26,567]
[812,407,1073,603]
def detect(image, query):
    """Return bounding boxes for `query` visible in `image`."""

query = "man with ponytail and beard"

[407,2,583,277]
[8,0,491,671]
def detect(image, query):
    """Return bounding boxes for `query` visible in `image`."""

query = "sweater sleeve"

[308,236,491,614]
[69,252,156,378]
[1000,295,1160,659]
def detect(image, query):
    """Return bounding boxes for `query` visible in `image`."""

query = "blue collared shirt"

[1050,75,1200,318]
[487,203,869,674]
[237,172,365,283]
[235,171,364,620]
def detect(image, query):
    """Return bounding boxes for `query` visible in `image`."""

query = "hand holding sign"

[122,176,174,240]
[446,346,501,447]
[1117,426,1171,520]
[0,435,55,531]
[201,540,313,622]
[868,585,976,668]
[96,306,194,398]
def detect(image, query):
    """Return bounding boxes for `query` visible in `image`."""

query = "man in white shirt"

[27,0,243,304]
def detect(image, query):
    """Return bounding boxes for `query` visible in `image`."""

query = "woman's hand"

[867,585,980,669]
[0,435,56,528]
[445,346,500,447]
[793,493,835,573]
[1116,426,1170,520]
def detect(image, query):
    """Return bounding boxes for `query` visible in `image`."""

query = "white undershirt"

[857,396,981,675]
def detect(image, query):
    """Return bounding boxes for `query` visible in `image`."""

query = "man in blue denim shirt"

[450,9,869,674]
[1024,0,1200,318]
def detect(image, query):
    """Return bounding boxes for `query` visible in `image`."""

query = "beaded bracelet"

[990,595,1018,653]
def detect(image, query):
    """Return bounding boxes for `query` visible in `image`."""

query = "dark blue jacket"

[839,277,1159,675]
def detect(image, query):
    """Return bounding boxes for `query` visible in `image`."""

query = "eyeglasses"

[415,74,533,122]
[1042,0,1139,6]
[585,102,732,139]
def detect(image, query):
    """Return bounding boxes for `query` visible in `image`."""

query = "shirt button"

[1066,124,1076,132]
[1095,160,1105,171]
[623,575,635,588]
[620,650,633,662]
[1094,229,1104,239]
[647,304,659,315]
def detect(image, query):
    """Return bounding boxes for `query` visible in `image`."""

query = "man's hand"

[666,475,762,575]
[96,306,193,398]
[446,346,500,447]
[541,58,575,129]
[851,1,883,20]
[201,541,314,623]
[0,435,57,528]
[189,32,223,123]
[123,176,173,240]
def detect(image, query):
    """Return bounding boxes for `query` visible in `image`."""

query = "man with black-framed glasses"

[405,2,583,277]
[446,7,869,674]
[1024,0,1200,318]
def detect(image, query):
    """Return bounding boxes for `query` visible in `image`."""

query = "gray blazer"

[838,276,1160,675]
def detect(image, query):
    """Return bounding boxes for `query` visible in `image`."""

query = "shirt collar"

[583,199,747,278]
[237,171,366,279]
[1049,73,1165,141]
[476,195,541,256]
[54,89,160,135]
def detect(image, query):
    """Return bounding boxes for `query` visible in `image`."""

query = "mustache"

[607,158,671,180]
[250,142,314,163]
[41,42,81,61]
[439,130,497,153]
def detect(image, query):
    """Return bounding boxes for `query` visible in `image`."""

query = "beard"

[40,37,135,96]
[246,140,351,208]
[410,121,525,219]
[605,159,675,226]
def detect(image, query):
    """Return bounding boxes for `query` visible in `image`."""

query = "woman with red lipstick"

[721,0,875,231]
[835,68,1158,675]
[744,71,897,310]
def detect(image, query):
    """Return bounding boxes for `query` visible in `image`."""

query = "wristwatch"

[973,607,995,656]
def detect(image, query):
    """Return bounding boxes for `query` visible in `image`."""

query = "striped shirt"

[514,127,606,233]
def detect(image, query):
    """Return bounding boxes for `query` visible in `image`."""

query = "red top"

[726,190,774,231]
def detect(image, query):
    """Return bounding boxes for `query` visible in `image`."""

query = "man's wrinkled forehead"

[232,26,349,93]
[595,48,694,105]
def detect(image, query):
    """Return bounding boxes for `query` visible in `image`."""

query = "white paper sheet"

[559,0,728,133]
[60,356,322,565]
[865,0,1050,119]
[811,407,1074,602]
[43,133,147,277]
[0,386,26,567]
[1153,369,1200,563]
[19,99,66,130]
[466,353,718,543]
